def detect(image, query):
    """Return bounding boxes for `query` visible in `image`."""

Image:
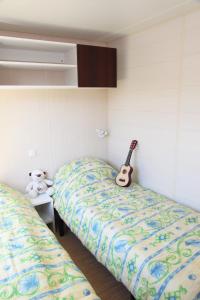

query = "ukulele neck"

[125,149,133,166]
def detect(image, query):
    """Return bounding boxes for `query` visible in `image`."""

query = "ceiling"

[0,0,199,42]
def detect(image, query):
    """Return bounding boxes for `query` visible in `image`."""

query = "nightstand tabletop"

[26,193,52,207]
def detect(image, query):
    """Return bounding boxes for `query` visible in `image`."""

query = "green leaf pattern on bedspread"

[0,183,100,300]
[53,158,200,300]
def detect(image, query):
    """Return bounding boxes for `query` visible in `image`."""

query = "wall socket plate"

[28,149,37,158]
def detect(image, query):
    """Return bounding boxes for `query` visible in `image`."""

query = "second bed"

[53,157,200,300]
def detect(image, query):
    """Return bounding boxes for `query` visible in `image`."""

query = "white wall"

[1,10,200,211]
[107,10,200,211]
[0,89,107,191]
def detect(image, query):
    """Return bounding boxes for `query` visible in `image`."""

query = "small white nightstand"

[26,193,55,232]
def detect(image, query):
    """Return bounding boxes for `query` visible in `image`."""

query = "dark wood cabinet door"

[77,44,117,87]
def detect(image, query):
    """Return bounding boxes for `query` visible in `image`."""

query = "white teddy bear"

[26,169,54,198]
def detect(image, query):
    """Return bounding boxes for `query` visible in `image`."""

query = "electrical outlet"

[28,149,37,158]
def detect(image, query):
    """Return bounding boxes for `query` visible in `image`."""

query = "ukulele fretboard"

[125,149,133,166]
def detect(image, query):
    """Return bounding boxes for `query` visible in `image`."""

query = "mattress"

[54,157,200,300]
[0,182,100,300]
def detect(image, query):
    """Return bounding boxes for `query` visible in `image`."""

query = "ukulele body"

[115,165,133,187]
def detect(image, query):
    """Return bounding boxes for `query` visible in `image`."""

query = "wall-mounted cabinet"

[77,44,116,87]
[0,36,117,88]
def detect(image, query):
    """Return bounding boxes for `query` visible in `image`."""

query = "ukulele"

[115,140,138,187]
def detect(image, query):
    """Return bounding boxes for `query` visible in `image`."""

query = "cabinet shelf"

[0,85,78,89]
[0,60,77,70]
[0,36,76,52]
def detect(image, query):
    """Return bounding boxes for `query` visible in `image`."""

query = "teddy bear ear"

[29,172,32,176]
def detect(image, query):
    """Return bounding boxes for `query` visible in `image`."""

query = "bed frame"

[55,209,135,300]
[55,209,66,236]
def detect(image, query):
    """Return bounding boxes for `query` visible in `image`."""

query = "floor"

[57,231,132,300]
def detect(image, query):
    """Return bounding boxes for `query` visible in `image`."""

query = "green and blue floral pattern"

[0,183,100,300]
[54,157,200,300]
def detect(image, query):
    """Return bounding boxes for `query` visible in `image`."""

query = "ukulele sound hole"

[122,170,127,174]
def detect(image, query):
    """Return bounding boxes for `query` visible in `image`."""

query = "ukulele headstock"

[130,140,138,151]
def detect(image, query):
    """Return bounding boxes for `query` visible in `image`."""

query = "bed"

[53,157,200,300]
[0,182,100,300]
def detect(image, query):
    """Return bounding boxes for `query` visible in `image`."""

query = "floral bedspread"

[54,157,200,300]
[0,183,100,300]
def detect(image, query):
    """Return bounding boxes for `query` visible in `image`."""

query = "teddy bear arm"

[44,179,53,187]
[26,182,34,192]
